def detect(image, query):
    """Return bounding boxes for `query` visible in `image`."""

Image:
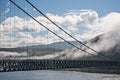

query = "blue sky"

[33,0,120,16]
[0,0,120,47]
[0,0,120,19]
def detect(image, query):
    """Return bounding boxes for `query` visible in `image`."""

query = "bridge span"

[0,59,120,72]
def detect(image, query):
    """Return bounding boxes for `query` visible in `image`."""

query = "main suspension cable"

[10,0,112,60]
[25,0,113,59]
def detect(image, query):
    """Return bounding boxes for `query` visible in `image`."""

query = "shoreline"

[56,67,120,74]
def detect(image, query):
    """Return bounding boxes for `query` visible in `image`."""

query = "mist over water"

[0,51,28,58]
[1,27,120,60]
[36,27,120,60]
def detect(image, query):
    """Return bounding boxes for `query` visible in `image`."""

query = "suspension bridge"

[0,0,119,72]
[0,59,120,73]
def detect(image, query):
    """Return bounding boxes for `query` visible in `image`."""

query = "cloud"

[96,12,120,33]
[64,10,98,26]
[7,2,10,7]
[0,51,28,58]
[1,16,42,32]
[0,10,120,48]
[46,10,98,27]
[33,8,36,11]
[1,8,10,16]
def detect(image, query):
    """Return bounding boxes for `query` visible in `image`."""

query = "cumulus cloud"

[96,12,120,32]
[64,10,98,27]
[0,10,120,48]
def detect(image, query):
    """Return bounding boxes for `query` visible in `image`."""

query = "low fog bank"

[0,26,120,61]
[0,51,28,58]
[37,27,120,61]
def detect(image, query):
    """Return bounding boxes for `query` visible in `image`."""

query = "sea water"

[0,70,120,80]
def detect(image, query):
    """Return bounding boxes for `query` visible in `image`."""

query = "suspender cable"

[25,0,113,59]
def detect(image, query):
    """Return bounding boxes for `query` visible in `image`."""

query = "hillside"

[0,41,79,58]
[38,33,120,61]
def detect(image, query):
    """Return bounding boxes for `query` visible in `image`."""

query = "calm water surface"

[0,70,120,80]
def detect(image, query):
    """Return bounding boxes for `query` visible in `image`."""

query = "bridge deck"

[0,59,120,72]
